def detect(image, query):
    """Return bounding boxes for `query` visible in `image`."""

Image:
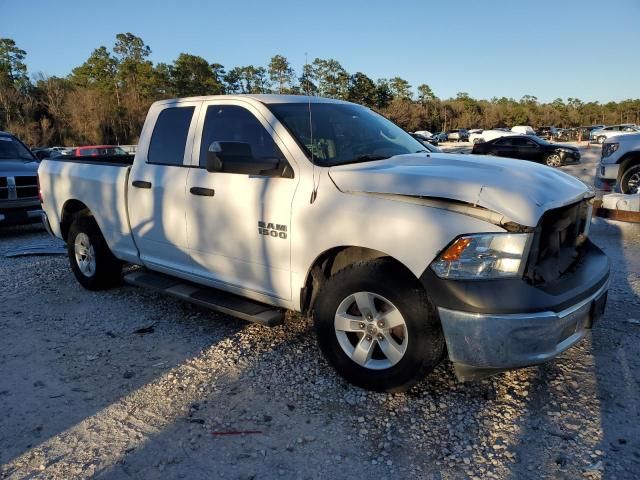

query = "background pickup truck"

[39,95,610,392]
[598,132,640,194]
[0,131,42,226]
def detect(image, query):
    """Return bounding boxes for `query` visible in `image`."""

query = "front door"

[185,101,298,301]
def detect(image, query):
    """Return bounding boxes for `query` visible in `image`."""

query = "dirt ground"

[1,145,639,479]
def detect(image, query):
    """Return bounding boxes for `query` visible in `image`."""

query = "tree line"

[1,33,639,147]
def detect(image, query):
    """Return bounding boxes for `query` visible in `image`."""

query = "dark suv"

[0,131,42,226]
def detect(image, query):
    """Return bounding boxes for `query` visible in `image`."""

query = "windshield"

[0,136,36,161]
[268,102,426,166]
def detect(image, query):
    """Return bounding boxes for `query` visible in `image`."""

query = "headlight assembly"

[431,233,532,280]
[601,142,619,158]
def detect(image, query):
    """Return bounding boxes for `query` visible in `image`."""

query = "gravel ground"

[1,153,639,479]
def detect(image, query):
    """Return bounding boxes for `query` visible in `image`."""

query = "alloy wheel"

[74,232,96,277]
[334,291,408,370]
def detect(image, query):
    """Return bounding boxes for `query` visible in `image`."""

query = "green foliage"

[171,53,225,97]
[347,72,377,107]
[268,55,295,94]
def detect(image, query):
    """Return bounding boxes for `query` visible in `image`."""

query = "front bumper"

[422,241,610,380]
[0,203,43,226]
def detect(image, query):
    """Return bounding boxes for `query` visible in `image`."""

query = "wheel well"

[60,199,92,241]
[300,246,417,314]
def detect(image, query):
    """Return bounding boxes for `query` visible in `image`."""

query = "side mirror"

[206,141,284,176]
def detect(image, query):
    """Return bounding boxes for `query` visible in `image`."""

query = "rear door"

[128,101,200,274]
[185,100,298,301]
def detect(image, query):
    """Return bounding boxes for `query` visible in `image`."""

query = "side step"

[123,270,284,327]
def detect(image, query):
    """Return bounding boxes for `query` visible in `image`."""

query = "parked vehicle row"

[38,94,609,392]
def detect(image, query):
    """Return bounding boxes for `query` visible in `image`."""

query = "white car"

[511,125,536,136]
[39,95,610,392]
[591,124,640,144]
[469,129,520,144]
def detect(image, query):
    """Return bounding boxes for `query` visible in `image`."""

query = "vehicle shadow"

[0,223,45,241]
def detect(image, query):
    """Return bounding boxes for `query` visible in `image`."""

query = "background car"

[432,131,448,142]
[409,133,443,152]
[471,135,580,166]
[536,126,557,140]
[447,129,469,142]
[511,125,536,135]
[31,147,63,160]
[70,145,129,156]
[590,124,640,144]
[469,129,519,144]
[411,131,439,145]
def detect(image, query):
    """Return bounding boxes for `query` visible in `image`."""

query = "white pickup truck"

[39,95,610,392]
[598,133,640,194]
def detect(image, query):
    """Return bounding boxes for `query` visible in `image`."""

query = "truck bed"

[38,157,139,263]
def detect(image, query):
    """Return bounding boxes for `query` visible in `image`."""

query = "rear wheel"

[313,258,444,392]
[545,153,562,167]
[620,164,640,194]
[67,216,122,290]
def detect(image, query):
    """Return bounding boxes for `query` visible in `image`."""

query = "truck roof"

[153,94,350,106]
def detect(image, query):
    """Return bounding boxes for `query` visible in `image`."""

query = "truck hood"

[0,159,39,176]
[328,153,591,227]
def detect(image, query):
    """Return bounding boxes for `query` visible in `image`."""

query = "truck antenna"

[306,52,319,204]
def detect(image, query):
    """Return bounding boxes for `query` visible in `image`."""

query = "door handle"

[132,180,152,189]
[190,187,215,197]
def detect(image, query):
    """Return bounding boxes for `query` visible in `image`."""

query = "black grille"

[526,200,590,284]
[0,175,39,200]
[15,175,36,187]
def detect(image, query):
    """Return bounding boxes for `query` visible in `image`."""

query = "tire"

[620,164,640,194]
[67,216,122,290]
[597,136,606,144]
[313,258,445,392]
[545,153,562,167]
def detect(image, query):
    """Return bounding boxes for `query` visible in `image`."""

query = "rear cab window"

[148,106,196,166]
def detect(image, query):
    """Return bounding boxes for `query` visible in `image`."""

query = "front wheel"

[545,153,562,167]
[620,164,640,194]
[67,216,122,290]
[313,258,444,392]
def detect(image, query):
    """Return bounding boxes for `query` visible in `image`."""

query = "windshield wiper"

[415,149,428,153]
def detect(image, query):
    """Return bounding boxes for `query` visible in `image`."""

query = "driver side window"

[199,105,292,177]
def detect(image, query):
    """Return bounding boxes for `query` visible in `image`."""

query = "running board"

[123,270,284,327]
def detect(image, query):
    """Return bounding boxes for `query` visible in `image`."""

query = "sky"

[2,0,639,103]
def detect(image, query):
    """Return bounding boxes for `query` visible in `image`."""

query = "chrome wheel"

[334,291,408,370]
[74,232,96,277]
[627,171,640,194]
[546,153,562,167]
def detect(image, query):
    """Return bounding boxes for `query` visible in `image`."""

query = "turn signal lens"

[440,237,472,261]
